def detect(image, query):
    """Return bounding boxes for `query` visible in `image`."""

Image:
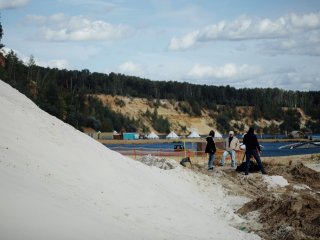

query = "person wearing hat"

[220,130,240,169]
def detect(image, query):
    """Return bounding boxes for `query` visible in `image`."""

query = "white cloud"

[274,71,320,91]
[169,12,320,51]
[25,13,67,25]
[0,0,29,9]
[1,47,30,63]
[1,47,70,70]
[251,70,320,91]
[44,59,70,69]
[26,14,133,42]
[27,55,71,70]
[259,31,320,56]
[187,63,261,81]
[29,56,71,70]
[117,61,145,77]
[63,0,117,13]
[209,67,320,91]
[169,31,198,51]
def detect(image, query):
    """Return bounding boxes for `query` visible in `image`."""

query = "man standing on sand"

[243,127,267,175]
[205,130,216,171]
[220,131,240,169]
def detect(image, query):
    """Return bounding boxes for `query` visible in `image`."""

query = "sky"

[1,0,320,91]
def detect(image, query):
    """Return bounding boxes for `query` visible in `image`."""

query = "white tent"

[166,131,179,139]
[187,131,200,138]
[214,131,223,138]
[147,132,159,139]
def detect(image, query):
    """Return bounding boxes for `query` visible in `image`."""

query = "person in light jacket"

[220,131,240,169]
[205,130,216,170]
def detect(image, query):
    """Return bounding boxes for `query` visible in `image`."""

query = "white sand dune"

[0,80,259,240]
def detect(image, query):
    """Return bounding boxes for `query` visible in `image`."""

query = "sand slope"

[0,80,259,240]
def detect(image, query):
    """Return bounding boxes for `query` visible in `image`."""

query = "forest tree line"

[0,47,319,134]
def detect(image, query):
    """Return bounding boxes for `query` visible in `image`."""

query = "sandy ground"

[139,154,320,240]
[191,154,320,240]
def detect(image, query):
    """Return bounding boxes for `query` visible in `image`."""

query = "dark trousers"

[245,149,266,175]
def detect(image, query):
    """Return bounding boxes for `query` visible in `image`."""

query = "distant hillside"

[92,94,313,135]
[1,49,319,134]
[93,94,216,135]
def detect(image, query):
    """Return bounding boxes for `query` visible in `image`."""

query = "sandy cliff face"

[93,94,310,135]
[94,94,218,135]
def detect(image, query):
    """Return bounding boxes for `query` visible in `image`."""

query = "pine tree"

[0,18,4,49]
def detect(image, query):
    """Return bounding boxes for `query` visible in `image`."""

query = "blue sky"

[1,0,320,90]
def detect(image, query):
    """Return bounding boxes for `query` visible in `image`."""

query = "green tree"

[306,120,320,133]
[144,108,152,120]
[0,50,319,135]
[101,118,113,132]
[190,100,202,116]
[153,116,170,133]
[0,19,4,49]
[27,54,36,81]
[280,109,301,133]
[216,114,230,133]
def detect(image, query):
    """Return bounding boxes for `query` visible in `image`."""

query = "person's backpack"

[236,160,260,172]
[180,157,192,167]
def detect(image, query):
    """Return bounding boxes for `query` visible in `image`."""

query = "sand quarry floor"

[140,154,320,240]
[196,155,320,240]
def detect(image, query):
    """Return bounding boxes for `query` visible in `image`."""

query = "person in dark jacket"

[205,130,216,170]
[243,127,266,175]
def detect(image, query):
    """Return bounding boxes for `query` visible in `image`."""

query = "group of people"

[205,127,266,175]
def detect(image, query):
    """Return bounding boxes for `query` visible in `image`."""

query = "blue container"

[123,132,139,140]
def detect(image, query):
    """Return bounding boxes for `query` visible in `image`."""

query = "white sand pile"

[0,80,259,240]
[263,175,289,190]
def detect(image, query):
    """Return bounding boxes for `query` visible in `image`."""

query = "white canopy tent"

[166,131,179,139]
[187,131,200,138]
[214,131,223,138]
[147,132,159,139]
